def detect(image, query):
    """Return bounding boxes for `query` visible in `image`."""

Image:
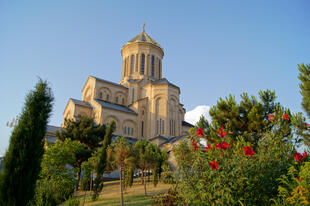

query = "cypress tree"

[92,120,115,200]
[0,79,53,206]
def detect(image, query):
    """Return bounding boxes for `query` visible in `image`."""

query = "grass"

[76,179,170,206]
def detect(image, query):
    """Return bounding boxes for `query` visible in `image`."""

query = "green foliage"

[61,197,80,206]
[107,137,135,206]
[0,79,53,206]
[92,120,115,200]
[172,133,296,205]
[56,115,109,191]
[298,63,310,146]
[32,139,85,206]
[206,90,305,148]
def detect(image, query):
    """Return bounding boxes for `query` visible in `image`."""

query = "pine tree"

[207,90,293,148]
[0,79,53,206]
[298,63,310,146]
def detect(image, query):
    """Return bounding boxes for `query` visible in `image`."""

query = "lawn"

[76,179,170,206]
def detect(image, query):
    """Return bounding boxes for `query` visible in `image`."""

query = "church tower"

[120,25,164,82]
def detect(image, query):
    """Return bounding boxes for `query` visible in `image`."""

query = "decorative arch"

[83,86,92,102]
[98,87,112,101]
[114,91,126,105]
[122,119,137,137]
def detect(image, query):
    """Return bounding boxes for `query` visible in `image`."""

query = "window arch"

[151,55,155,77]
[140,54,145,75]
[131,55,135,74]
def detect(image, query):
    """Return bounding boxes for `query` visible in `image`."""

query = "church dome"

[125,31,162,48]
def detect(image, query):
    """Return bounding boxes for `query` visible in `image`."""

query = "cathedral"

[47,27,193,150]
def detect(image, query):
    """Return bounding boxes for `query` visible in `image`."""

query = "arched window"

[132,88,135,103]
[115,97,118,103]
[151,55,155,77]
[99,92,103,99]
[106,94,110,101]
[131,128,133,136]
[140,54,145,75]
[127,127,130,135]
[124,127,126,135]
[131,55,135,74]
[141,121,144,137]
[122,98,125,105]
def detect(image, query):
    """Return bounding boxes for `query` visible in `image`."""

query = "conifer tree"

[92,120,115,200]
[298,63,310,146]
[0,79,53,206]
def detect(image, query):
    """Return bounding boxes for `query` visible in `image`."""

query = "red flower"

[268,114,275,121]
[196,128,204,137]
[209,160,219,170]
[303,151,307,159]
[221,142,229,149]
[305,123,309,127]
[296,177,303,181]
[216,142,229,149]
[181,155,184,160]
[243,146,255,157]
[204,145,211,151]
[218,125,227,138]
[282,113,290,120]
[192,139,199,150]
[294,151,307,162]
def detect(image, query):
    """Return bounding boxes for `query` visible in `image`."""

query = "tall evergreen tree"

[298,63,310,146]
[92,120,115,200]
[0,79,53,206]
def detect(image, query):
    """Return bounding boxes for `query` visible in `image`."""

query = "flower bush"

[170,118,310,205]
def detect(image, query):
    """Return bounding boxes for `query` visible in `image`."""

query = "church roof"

[182,120,194,127]
[125,31,162,49]
[89,76,127,89]
[159,135,188,147]
[149,135,169,141]
[95,99,137,115]
[70,98,93,108]
[46,125,62,134]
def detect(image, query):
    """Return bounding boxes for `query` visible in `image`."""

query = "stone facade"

[62,28,193,147]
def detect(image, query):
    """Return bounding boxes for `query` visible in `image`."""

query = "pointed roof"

[125,29,162,49]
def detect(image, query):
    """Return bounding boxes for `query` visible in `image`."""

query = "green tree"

[56,115,107,190]
[134,140,161,196]
[298,63,310,146]
[207,90,303,148]
[32,139,85,206]
[107,137,135,206]
[91,120,115,200]
[0,79,53,206]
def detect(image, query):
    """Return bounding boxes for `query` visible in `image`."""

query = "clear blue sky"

[0,1,309,155]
